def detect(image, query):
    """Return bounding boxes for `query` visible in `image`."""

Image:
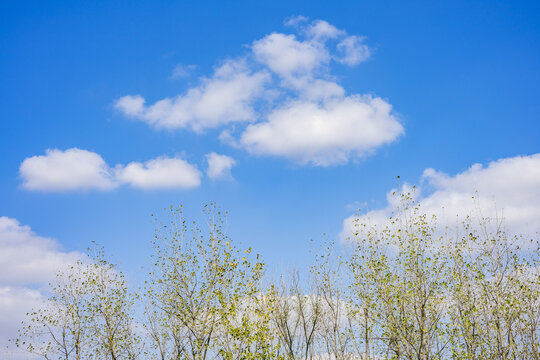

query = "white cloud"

[290,78,345,101]
[0,217,81,355]
[240,95,403,166]
[171,64,197,78]
[115,17,397,166]
[205,153,236,180]
[241,20,398,166]
[0,217,81,286]
[20,148,201,192]
[20,148,116,191]
[342,153,540,239]
[305,20,344,40]
[115,60,270,132]
[115,94,145,117]
[252,19,370,82]
[252,33,329,79]
[336,35,371,66]
[115,157,201,189]
[284,15,308,27]
[0,287,43,359]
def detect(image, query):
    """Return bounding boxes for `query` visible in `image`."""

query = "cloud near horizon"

[115,17,403,166]
[0,216,82,355]
[20,148,201,192]
[342,153,540,240]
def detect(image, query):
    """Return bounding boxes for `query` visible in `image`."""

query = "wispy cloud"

[115,17,402,166]
[335,35,371,66]
[171,64,197,79]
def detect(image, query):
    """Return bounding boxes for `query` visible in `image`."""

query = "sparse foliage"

[16,199,540,360]
[143,204,278,360]
[16,245,140,360]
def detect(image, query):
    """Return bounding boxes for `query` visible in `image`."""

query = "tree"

[16,200,540,360]
[348,190,451,360]
[312,240,356,360]
[448,214,540,360]
[15,261,89,360]
[348,190,540,360]
[271,270,323,360]
[143,204,278,360]
[83,245,141,360]
[15,246,140,360]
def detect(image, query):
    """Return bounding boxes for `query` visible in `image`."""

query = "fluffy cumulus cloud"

[20,148,201,192]
[115,17,402,166]
[20,148,116,191]
[245,18,400,166]
[241,96,402,166]
[252,32,329,79]
[115,60,270,132]
[205,153,236,180]
[305,19,344,40]
[0,217,81,356]
[342,153,540,239]
[336,35,371,66]
[115,157,201,189]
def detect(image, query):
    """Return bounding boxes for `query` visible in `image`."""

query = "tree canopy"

[15,199,540,360]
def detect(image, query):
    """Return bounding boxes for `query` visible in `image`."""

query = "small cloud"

[336,35,371,65]
[206,153,236,180]
[20,148,117,191]
[115,95,145,117]
[252,32,330,79]
[345,201,368,212]
[171,64,197,79]
[115,157,201,189]
[305,20,344,40]
[284,15,309,27]
[218,129,239,147]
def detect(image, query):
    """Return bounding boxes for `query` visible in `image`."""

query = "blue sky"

[1,0,540,353]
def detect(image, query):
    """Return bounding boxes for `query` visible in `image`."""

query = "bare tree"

[312,240,356,360]
[271,269,323,360]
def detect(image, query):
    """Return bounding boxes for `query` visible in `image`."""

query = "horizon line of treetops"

[14,194,540,360]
